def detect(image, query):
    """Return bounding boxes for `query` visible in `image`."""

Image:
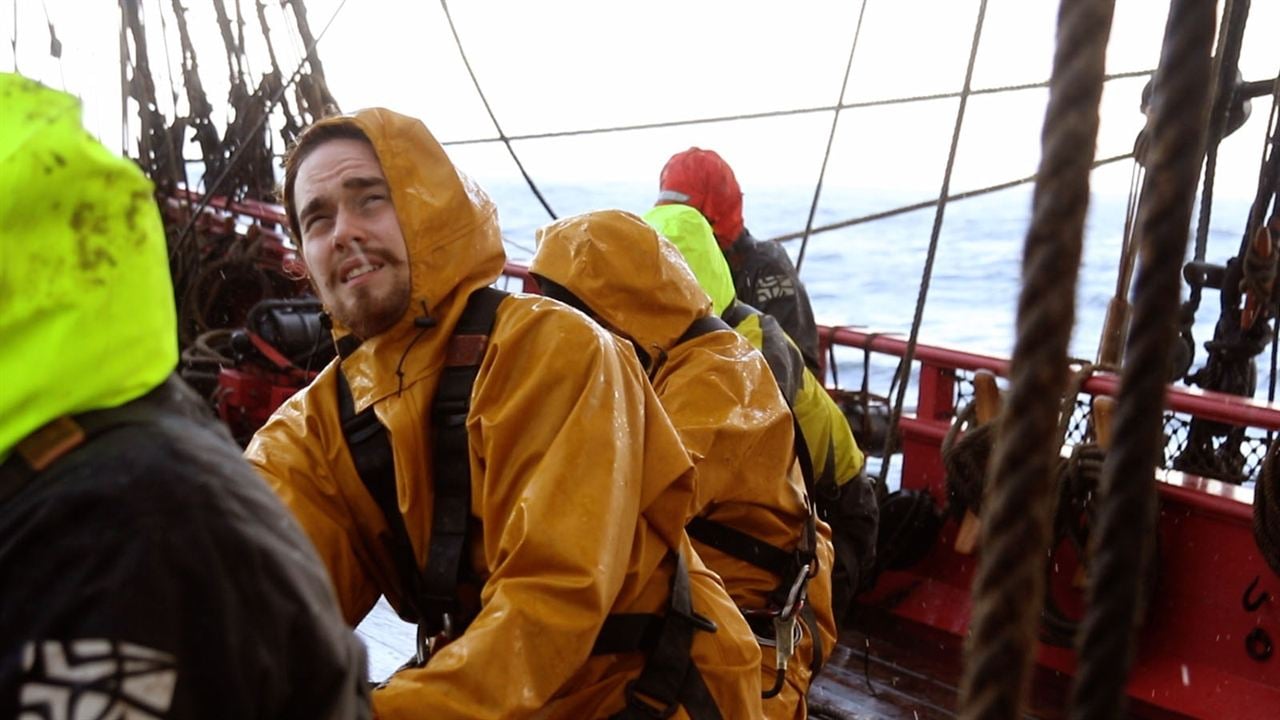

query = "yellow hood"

[643,203,736,316]
[303,109,506,408]
[531,209,712,358]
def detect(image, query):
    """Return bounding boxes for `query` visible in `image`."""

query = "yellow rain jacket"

[644,205,864,491]
[245,110,761,719]
[531,210,836,719]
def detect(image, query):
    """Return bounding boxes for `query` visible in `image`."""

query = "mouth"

[340,261,385,285]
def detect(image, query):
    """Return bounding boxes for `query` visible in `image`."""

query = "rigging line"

[40,1,63,89]
[155,0,191,197]
[9,0,16,73]
[1193,0,1251,263]
[439,69,1157,148]
[501,234,537,258]
[1244,64,1280,250]
[118,4,130,155]
[795,0,868,274]
[768,151,1133,243]
[1115,158,1144,300]
[170,0,349,259]
[439,0,556,220]
[876,0,990,490]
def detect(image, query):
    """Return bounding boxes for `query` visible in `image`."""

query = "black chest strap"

[337,287,508,647]
[682,415,826,693]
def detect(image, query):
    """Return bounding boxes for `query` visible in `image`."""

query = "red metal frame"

[818,326,1279,718]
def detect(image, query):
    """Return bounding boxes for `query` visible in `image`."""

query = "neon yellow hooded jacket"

[531,210,836,719]
[0,74,177,459]
[644,204,864,488]
[245,109,761,719]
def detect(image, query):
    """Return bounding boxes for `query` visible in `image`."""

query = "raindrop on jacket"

[245,109,762,719]
[531,209,837,719]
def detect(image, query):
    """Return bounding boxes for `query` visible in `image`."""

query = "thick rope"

[957,0,1114,716]
[439,0,556,220]
[1068,0,1214,717]
[1258,438,1280,577]
[795,0,868,273]
[876,0,990,492]
[942,401,989,516]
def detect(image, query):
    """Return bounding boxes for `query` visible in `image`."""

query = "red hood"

[657,147,744,249]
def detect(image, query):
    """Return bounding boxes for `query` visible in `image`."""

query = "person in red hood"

[657,148,821,373]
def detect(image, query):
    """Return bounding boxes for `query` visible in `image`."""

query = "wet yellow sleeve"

[372,312,666,718]
[795,368,865,486]
[245,372,382,626]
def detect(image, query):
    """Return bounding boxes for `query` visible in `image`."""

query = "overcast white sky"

[3,0,1277,199]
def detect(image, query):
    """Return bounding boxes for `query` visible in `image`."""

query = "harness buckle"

[414,613,457,666]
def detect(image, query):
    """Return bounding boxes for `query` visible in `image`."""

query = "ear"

[282,253,310,281]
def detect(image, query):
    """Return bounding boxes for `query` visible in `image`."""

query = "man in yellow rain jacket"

[644,204,879,621]
[246,108,762,719]
[531,210,836,719]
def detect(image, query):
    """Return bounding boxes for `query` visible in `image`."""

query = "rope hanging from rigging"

[1069,0,1214,716]
[794,0,868,274]
[956,0,1114,715]
[875,0,990,494]
[168,0,350,260]
[439,0,557,220]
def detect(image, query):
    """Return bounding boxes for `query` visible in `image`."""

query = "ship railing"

[817,325,1262,514]
[499,260,1266,511]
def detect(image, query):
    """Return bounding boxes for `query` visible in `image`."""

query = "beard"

[322,265,412,340]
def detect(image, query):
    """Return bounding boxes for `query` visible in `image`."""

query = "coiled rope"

[957,0,1115,717]
[1258,438,1280,577]
[1068,0,1214,717]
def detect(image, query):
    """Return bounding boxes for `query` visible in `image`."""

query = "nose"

[330,208,365,252]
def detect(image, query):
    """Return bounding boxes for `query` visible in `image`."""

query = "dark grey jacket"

[723,228,821,372]
[0,376,370,719]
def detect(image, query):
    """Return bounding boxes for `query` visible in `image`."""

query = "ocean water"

[478,173,1264,401]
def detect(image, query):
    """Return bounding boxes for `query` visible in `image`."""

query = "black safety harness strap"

[337,286,507,659]
[686,419,825,679]
[591,552,724,720]
[669,312,827,691]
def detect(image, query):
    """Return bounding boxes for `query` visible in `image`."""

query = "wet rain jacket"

[531,210,836,719]
[245,109,762,719]
[645,205,877,617]
[0,74,369,720]
[644,205,864,491]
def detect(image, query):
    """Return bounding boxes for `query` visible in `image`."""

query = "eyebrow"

[297,175,389,227]
[343,175,388,192]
